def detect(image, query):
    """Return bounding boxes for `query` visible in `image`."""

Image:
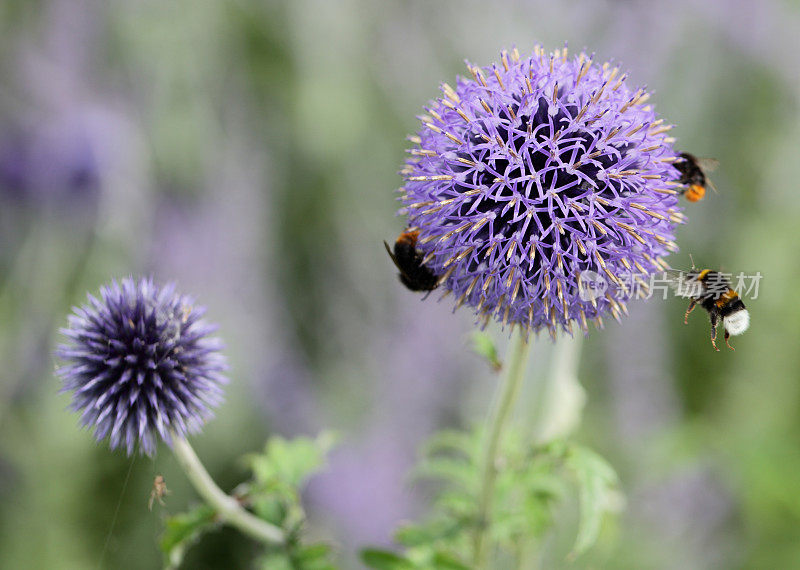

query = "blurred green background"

[1,0,799,568]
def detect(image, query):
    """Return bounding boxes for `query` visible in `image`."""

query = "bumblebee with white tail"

[665,262,750,351]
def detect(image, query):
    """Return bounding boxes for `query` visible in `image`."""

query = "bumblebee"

[667,268,749,351]
[674,152,718,202]
[384,229,441,292]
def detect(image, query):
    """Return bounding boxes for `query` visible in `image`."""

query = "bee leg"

[684,300,697,324]
[709,312,720,351]
[724,329,735,351]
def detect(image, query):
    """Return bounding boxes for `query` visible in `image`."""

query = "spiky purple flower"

[400,46,685,336]
[56,278,228,455]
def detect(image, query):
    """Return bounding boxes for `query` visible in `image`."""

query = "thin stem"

[171,435,285,545]
[473,332,531,568]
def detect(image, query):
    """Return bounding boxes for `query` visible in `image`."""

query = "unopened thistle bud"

[56,278,228,455]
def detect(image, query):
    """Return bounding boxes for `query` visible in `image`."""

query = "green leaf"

[295,543,337,570]
[431,551,471,570]
[244,431,336,492]
[564,445,620,558]
[250,494,289,526]
[241,434,338,567]
[422,430,477,461]
[257,553,294,570]
[395,517,467,547]
[360,548,412,569]
[160,504,218,569]
[470,332,502,372]
[412,456,477,490]
[394,524,434,547]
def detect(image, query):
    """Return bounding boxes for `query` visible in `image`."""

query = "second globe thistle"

[56,278,228,456]
[400,46,685,336]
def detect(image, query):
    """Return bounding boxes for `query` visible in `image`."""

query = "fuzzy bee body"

[667,268,749,351]
[384,229,441,292]
[674,152,718,203]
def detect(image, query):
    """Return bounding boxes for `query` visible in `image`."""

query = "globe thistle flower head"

[57,278,228,456]
[400,46,685,337]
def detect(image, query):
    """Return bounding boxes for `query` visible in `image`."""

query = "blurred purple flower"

[56,278,228,456]
[0,135,32,201]
[0,119,101,206]
[401,46,684,336]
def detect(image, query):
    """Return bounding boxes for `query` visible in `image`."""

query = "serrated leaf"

[434,491,476,518]
[395,517,466,547]
[412,456,477,490]
[160,504,217,568]
[360,548,412,569]
[498,468,565,505]
[565,445,620,558]
[244,431,336,491]
[265,437,318,486]
[471,332,502,372]
[422,430,478,461]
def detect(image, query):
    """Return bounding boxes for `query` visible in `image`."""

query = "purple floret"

[56,278,228,455]
[400,46,684,336]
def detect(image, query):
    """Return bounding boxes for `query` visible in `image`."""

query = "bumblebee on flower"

[397,46,686,338]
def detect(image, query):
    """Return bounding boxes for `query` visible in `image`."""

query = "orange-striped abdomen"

[685,184,706,202]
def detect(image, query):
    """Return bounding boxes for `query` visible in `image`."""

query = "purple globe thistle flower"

[0,122,101,206]
[56,278,228,456]
[400,46,685,337]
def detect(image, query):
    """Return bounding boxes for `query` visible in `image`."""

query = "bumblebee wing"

[694,157,719,195]
[662,269,703,298]
[696,157,719,173]
[661,269,684,289]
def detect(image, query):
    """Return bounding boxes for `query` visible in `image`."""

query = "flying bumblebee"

[384,229,441,292]
[666,267,749,351]
[673,152,718,203]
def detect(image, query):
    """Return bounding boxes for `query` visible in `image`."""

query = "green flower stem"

[171,435,285,545]
[473,332,531,568]
[532,335,585,443]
